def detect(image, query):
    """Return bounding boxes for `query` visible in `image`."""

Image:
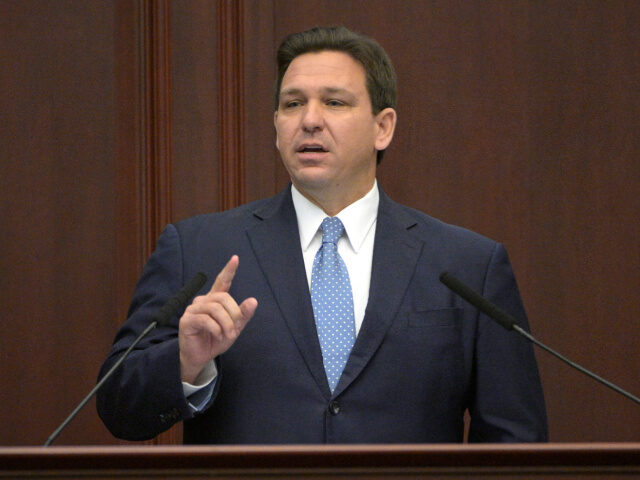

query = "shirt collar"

[291,181,379,253]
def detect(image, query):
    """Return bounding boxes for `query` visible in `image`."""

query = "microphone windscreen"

[153,272,208,327]
[439,272,516,331]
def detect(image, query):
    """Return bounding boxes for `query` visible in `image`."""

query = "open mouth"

[297,145,328,153]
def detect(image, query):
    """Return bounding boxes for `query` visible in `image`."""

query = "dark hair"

[275,26,397,163]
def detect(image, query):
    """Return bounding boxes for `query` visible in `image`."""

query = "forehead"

[280,51,367,93]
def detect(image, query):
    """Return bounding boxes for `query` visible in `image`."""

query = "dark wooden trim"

[114,0,177,447]
[217,0,246,209]
[3,444,639,478]
[114,0,173,322]
[115,0,144,322]
[139,0,173,257]
[138,0,177,445]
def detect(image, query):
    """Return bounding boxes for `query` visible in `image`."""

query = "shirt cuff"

[182,361,217,412]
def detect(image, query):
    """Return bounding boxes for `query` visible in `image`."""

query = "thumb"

[237,297,258,331]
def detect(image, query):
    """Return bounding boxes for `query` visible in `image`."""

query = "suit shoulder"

[387,201,499,254]
[170,194,279,237]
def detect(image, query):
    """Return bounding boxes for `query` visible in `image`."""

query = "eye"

[326,99,346,107]
[283,100,302,109]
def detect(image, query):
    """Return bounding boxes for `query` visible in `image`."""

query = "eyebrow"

[279,87,355,98]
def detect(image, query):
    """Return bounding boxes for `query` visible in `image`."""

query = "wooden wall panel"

[171,1,221,220]
[217,0,246,210]
[0,0,123,445]
[519,1,640,441]
[1,0,181,446]
[242,0,286,202]
[138,0,173,257]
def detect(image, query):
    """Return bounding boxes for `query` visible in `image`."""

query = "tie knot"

[321,216,345,245]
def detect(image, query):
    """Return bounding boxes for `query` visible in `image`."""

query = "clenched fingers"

[189,292,244,334]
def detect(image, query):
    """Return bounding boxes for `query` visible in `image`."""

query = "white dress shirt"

[291,181,378,334]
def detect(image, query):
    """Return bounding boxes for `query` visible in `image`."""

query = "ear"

[273,110,280,150]
[373,107,397,151]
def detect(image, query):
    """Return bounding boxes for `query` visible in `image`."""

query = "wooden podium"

[1,443,639,479]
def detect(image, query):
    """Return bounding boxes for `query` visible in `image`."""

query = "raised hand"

[178,255,258,383]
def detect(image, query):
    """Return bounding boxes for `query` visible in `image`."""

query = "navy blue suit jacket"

[97,186,547,443]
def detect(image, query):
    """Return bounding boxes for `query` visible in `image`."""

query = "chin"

[289,165,331,181]
[291,173,335,192]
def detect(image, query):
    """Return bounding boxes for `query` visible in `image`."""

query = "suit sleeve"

[96,224,216,440]
[467,243,549,442]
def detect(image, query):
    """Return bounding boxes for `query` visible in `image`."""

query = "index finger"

[209,255,239,294]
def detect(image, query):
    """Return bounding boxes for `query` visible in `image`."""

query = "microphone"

[44,272,208,447]
[152,272,208,326]
[439,271,640,406]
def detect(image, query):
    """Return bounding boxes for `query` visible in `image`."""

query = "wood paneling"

[242,0,288,202]
[138,0,173,257]
[1,0,179,446]
[217,0,246,210]
[170,1,221,220]
[0,0,122,445]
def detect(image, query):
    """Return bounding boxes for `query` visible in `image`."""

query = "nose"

[301,101,324,132]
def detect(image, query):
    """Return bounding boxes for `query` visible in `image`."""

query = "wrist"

[180,353,208,384]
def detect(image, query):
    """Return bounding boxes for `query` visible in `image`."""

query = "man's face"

[274,50,395,209]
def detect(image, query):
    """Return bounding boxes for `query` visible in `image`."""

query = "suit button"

[328,401,340,415]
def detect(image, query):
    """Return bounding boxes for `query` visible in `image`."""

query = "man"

[97,26,547,443]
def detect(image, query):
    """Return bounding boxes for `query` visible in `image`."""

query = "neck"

[293,179,375,216]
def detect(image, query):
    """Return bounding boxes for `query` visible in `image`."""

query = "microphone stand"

[44,272,207,446]
[44,322,157,447]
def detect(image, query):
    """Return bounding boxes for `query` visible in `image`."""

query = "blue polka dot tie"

[310,217,356,393]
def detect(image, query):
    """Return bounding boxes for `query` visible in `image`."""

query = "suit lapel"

[334,191,423,396]
[246,187,331,398]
